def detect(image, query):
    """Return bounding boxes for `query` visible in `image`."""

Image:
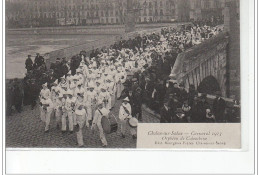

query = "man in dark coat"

[191,94,209,123]
[187,84,197,106]
[25,55,33,72]
[178,82,188,105]
[6,80,14,116]
[143,77,154,108]
[12,79,23,113]
[132,87,143,121]
[34,53,44,69]
[160,100,172,123]
[27,79,39,109]
[212,91,226,122]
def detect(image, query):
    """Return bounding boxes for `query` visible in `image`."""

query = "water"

[5,34,111,79]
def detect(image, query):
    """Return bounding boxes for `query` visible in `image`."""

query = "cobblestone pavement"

[6,99,159,148]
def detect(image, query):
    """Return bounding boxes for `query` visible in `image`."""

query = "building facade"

[6,0,239,28]
[189,0,239,21]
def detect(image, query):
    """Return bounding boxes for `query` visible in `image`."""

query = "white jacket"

[119,103,132,120]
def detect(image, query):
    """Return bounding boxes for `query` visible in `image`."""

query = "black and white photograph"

[5,0,241,149]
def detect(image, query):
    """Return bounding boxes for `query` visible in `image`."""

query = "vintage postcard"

[5,0,241,151]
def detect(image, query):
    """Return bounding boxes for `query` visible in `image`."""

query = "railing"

[170,31,229,83]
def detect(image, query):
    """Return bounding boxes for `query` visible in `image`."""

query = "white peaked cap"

[88,81,95,88]
[61,75,66,79]
[67,70,71,75]
[42,82,47,87]
[72,75,78,80]
[58,93,63,98]
[67,89,73,95]
[77,80,83,86]
[101,85,107,90]
[123,97,130,102]
[54,79,58,84]
[96,79,101,84]
[97,99,103,105]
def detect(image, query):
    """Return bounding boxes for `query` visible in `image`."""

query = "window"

[196,0,201,8]
[149,9,152,16]
[143,9,147,16]
[204,0,210,9]
[160,9,163,16]
[215,0,220,8]
[111,18,114,23]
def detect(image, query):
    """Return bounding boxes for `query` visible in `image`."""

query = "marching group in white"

[38,45,161,147]
[37,24,222,147]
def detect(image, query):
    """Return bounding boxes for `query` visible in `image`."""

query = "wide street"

[6,99,159,148]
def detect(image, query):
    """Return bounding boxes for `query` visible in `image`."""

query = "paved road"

[6,99,159,148]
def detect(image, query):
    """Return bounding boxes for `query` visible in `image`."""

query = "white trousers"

[111,93,116,108]
[76,114,85,146]
[62,111,74,131]
[55,108,62,124]
[95,124,107,146]
[40,107,45,122]
[43,110,53,131]
[86,104,95,122]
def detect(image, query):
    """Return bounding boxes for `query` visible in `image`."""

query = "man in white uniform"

[119,97,137,139]
[41,96,54,133]
[84,82,97,127]
[39,83,51,122]
[75,93,86,147]
[91,100,109,147]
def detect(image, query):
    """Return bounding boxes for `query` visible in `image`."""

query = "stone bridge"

[171,32,229,97]
[171,1,239,99]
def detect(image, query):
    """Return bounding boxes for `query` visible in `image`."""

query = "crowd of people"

[6,22,241,147]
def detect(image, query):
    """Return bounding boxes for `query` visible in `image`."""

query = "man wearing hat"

[160,99,172,123]
[91,99,109,147]
[95,80,102,95]
[59,75,68,92]
[25,55,33,72]
[74,82,85,97]
[62,89,76,133]
[75,93,87,147]
[191,93,209,123]
[106,76,116,109]
[27,78,38,110]
[119,97,137,139]
[69,77,78,94]
[178,82,188,104]
[98,85,111,110]
[212,91,226,122]
[40,95,54,132]
[34,53,44,69]
[40,82,51,100]
[53,92,63,129]
[84,82,97,127]
[51,80,59,99]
